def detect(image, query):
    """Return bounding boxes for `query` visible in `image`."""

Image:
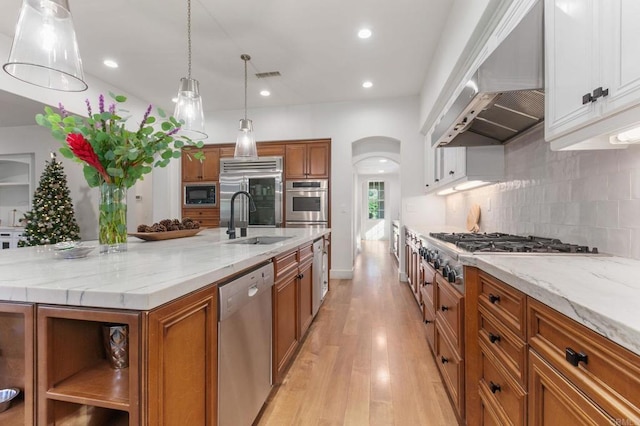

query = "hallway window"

[368,181,384,219]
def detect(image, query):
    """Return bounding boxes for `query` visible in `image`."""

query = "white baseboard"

[399,272,408,282]
[330,269,354,279]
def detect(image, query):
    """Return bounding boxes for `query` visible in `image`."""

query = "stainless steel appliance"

[432,1,543,148]
[285,180,328,227]
[183,182,217,207]
[218,262,274,426]
[421,232,601,293]
[219,157,283,228]
[312,238,324,317]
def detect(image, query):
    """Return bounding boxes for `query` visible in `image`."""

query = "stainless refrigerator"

[219,157,283,228]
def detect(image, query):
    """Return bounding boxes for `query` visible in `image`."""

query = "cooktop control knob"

[442,264,451,276]
[447,269,458,283]
[433,259,440,270]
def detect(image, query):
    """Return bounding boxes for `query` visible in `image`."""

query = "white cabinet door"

[424,141,438,192]
[545,0,601,139]
[602,0,640,116]
[441,147,465,184]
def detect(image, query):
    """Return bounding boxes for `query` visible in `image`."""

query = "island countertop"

[0,228,329,310]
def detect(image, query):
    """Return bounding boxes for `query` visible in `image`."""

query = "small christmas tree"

[19,153,81,247]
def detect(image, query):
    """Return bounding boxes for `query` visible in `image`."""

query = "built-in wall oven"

[285,180,328,227]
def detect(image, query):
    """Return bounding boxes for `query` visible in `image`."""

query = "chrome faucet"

[227,191,256,239]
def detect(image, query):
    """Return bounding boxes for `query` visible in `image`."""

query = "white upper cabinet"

[545,0,640,149]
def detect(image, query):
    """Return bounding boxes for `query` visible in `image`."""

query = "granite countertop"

[0,228,329,311]
[403,225,640,356]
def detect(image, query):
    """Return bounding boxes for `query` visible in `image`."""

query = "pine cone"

[137,224,149,232]
[184,221,195,229]
[182,217,194,224]
[152,223,167,232]
[159,219,172,228]
[168,224,180,231]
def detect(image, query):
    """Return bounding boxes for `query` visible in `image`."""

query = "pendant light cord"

[187,0,192,79]
[244,57,248,120]
[240,54,251,121]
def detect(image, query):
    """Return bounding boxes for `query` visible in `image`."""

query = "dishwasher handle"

[248,284,259,297]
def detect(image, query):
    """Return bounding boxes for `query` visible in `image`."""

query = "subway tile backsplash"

[444,129,640,258]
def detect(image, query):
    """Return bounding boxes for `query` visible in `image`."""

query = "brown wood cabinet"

[182,207,220,228]
[298,243,314,338]
[0,302,34,426]
[285,141,330,179]
[528,350,613,425]
[37,306,141,425]
[466,267,640,426]
[182,146,219,182]
[146,285,217,426]
[273,249,300,383]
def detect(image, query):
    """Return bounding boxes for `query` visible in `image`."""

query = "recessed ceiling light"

[358,28,372,39]
[103,59,118,68]
[260,90,271,97]
[171,97,178,103]
[379,159,388,163]
[378,170,385,173]
[362,81,373,88]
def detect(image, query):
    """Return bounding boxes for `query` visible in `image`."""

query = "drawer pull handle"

[488,333,501,344]
[424,280,431,286]
[297,273,304,279]
[489,382,501,394]
[565,347,588,367]
[441,356,448,364]
[424,319,432,324]
[440,305,449,312]
[488,294,500,304]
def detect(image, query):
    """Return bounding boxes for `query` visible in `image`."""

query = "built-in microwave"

[184,182,217,207]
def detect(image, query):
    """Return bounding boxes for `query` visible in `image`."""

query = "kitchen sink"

[227,236,293,245]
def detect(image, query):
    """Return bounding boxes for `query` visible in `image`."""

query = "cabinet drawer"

[435,322,464,417]
[298,242,313,264]
[479,344,526,426]
[478,271,526,340]
[421,260,436,307]
[528,298,640,424]
[529,350,614,425]
[480,385,511,426]
[274,249,299,282]
[435,274,464,355]
[479,304,527,388]
[422,299,436,353]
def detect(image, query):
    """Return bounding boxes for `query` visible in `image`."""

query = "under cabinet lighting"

[454,180,488,191]
[611,125,640,144]
[437,188,457,196]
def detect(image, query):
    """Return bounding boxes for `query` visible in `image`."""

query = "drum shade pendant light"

[3,0,87,91]
[234,54,257,159]
[174,0,207,140]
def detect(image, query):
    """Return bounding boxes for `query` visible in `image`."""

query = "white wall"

[444,127,640,258]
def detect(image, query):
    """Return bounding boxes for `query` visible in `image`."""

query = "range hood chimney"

[432,1,544,148]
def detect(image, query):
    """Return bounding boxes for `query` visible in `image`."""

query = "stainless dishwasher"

[218,262,274,426]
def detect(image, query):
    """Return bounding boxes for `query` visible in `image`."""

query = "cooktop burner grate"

[429,232,598,254]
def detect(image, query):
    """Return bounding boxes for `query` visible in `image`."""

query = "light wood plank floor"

[258,240,458,425]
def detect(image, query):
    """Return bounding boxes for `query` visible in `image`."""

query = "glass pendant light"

[174,0,207,140]
[234,54,258,159]
[3,0,87,91]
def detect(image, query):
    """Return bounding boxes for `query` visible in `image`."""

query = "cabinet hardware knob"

[565,347,588,367]
[425,319,432,324]
[489,382,501,394]
[582,93,593,104]
[440,306,449,312]
[449,170,454,175]
[441,356,448,364]
[488,333,501,344]
[426,184,429,187]
[435,179,440,182]
[488,293,500,304]
[424,281,431,286]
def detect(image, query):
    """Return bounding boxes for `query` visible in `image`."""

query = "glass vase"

[99,182,127,253]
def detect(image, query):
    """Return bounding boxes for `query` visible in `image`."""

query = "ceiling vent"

[255,71,281,79]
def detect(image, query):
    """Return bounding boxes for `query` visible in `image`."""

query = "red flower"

[66,133,110,183]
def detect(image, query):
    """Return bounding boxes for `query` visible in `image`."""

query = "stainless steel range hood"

[432,1,544,148]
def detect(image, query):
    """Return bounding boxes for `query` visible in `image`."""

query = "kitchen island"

[0,227,330,425]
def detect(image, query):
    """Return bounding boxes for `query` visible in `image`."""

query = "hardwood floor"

[258,240,458,425]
